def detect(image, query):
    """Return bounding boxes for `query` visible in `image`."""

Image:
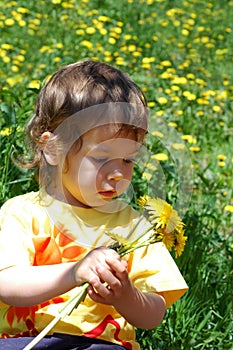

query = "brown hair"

[19,60,148,169]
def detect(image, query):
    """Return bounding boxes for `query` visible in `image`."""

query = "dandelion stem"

[22,282,89,350]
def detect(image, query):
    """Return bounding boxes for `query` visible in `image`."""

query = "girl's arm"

[0,263,77,306]
[114,288,166,329]
[0,246,128,307]
[0,247,166,329]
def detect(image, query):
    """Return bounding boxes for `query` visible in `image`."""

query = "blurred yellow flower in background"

[151,153,168,161]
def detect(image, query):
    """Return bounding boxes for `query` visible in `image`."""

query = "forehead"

[82,125,142,154]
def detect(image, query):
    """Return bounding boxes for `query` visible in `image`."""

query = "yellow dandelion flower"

[146,198,184,233]
[148,101,155,107]
[11,65,19,72]
[151,153,168,161]
[124,34,132,40]
[172,77,187,85]
[162,231,175,251]
[132,51,141,57]
[76,29,85,35]
[160,60,172,67]
[172,143,185,150]
[98,15,110,22]
[146,163,157,171]
[168,122,177,127]
[175,229,188,257]
[18,20,26,27]
[196,78,207,86]
[86,27,96,34]
[1,43,14,50]
[186,73,195,80]
[173,20,181,27]
[218,161,225,167]
[212,105,221,112]
[5,18,15,26]
[189,146,200,152]
[216,91,227,100]
[28,80,40,89]
[2,56,10,63]
[99,28,107,35]
[6,77,17,86]
[62,2,74,8]
[142,57,155,63]
[155,110,164,117]
[80,40,93,48]
[182,29,189,36]
[142,63,151,70]
[136,195,150,208]
[111,26,122,34]
[183,91,196,101]
[157,97,168,105]
[217,154,226,161]
[224,205,233,213]
[160,71,172,79]
[142,172,152,181]
[17,7,30,14]
[108,37,116,45]
[197,98,209,105]
[171,85,180,91]
[171,96,180,102]
[0,127,12,136]
[152,131,164,138]
[182,135,197,144]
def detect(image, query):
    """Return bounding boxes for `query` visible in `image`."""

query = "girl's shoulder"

[0,191,41,216]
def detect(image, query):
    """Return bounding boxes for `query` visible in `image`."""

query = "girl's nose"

[107,168,124,181]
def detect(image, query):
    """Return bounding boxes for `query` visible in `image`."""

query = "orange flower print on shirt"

[3,216,88,337]
[4,297,64,337]
[31,216,88,265]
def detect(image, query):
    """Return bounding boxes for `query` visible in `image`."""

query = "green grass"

[0,0,233,349]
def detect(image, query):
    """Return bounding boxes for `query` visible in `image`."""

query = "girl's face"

[60,125,142,208]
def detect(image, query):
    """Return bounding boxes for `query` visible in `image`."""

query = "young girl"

[0,60,188,350]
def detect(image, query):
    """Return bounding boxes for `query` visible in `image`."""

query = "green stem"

[22,282,89,350]
[118,225,156,256]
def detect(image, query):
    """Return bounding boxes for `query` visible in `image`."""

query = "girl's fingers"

[105,257,128,276]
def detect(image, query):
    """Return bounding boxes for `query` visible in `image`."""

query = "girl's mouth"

[99,190,117,198]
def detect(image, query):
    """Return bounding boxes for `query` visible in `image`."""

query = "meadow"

[0,0,232,349]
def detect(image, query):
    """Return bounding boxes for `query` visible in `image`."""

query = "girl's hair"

[19,60,148,169]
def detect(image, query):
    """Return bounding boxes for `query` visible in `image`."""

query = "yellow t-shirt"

[0,191,188,349]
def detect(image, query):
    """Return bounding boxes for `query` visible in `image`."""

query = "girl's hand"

[73,246,132,305]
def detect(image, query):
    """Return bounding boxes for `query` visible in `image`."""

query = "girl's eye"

[92,157,108,163]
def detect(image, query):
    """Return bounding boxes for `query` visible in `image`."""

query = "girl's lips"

[99,190,117,198]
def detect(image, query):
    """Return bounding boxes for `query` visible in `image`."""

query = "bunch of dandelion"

[23,197,187,350]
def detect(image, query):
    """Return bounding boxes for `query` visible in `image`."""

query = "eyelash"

[91,157,135,164]
[93,158,108,163]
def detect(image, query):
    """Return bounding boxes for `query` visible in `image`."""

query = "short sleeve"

[128,242,188,308]
[0,196,35,270]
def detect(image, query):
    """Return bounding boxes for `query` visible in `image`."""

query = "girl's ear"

[41,131,59,166]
